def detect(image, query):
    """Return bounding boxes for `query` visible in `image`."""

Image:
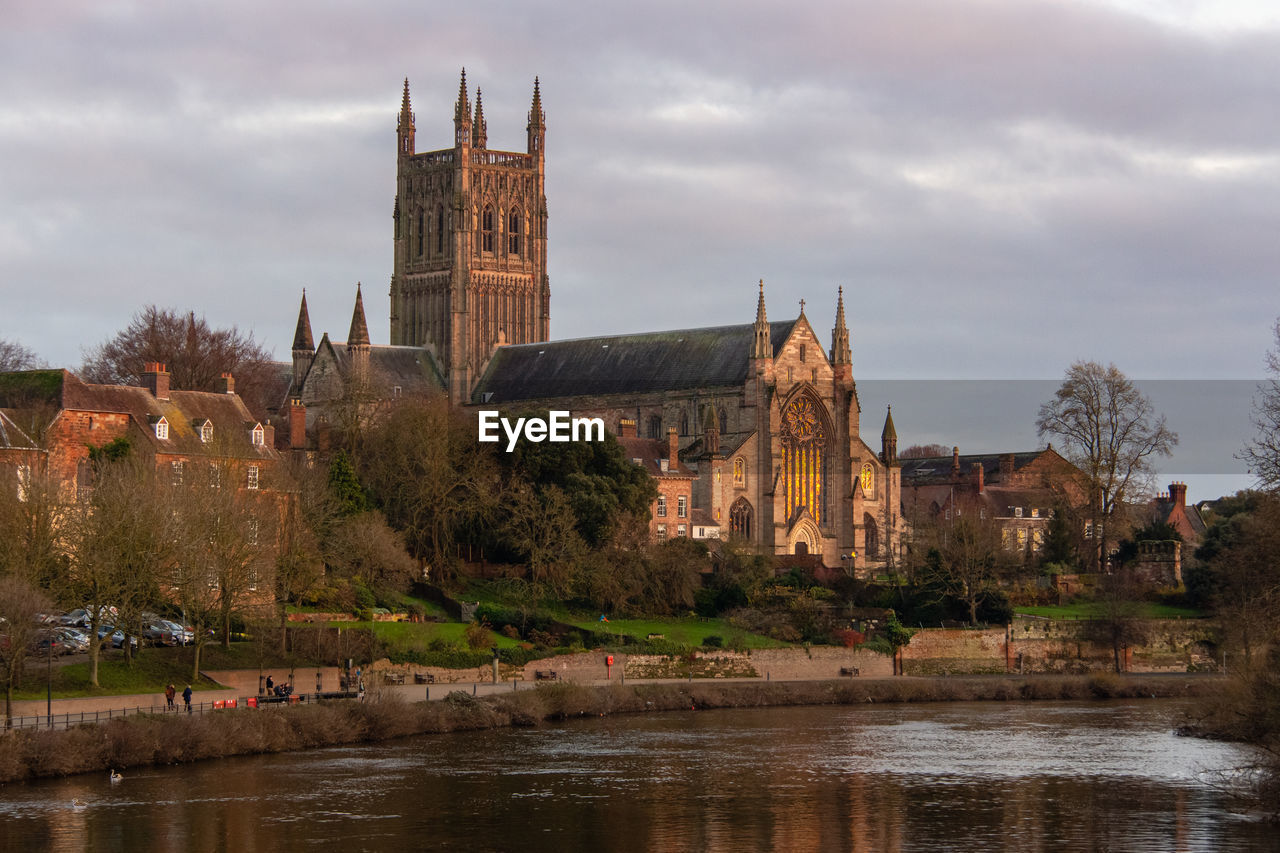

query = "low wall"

[901,618,1217,675]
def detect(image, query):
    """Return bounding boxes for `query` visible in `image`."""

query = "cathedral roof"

[320,343,445,396]
[471,320,797,404]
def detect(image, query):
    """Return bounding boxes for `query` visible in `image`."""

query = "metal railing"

[1,691,360,732]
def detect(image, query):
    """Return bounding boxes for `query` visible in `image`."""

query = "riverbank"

[0,674,1221,785]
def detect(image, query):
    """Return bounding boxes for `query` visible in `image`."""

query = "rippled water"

[2,700,1274,852]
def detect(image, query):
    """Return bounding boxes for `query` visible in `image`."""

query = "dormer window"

[200,422,213,443]
[251,424,265,447]
[154,417,169,440]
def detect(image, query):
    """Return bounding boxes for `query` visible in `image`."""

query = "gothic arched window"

[648,415,662,439]
[719,408,728,435]
[733,457,746,488]
[864,512,880,557]
[507,209,522,256]
[482,205,495,253]
[730,498,753,539]
[435,206,445,255]
[416,210,424,257]
[780,392,832,527]
[860,463,874,497]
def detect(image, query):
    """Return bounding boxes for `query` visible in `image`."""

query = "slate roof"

[471,320,798,404]
[899,451,1046,486]
[309,342,444,397]
[0,369,276,461]
[617,436,695,478]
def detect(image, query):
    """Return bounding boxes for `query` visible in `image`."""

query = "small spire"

[527,76,546,155]
[751,279,772,360]
[831,286,851,366]
[399,78,412,123]
[347,282,370,348]
[881,406,898,465]
[292,290,314,352]
[454,67,471,125]
[472,88,487,148]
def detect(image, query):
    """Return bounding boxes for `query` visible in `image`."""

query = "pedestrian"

[357,678,366,702]
[265,674,274,694]
[182,684,193,713]
[164,683,176,710]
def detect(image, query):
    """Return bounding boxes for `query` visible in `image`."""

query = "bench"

[382,673,405,685]
[839,666,860,677]
[534,670,559,681]
[414,672,435,684]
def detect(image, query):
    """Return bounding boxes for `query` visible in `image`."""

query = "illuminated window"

[733,457,745,487]
[860,463,874,496]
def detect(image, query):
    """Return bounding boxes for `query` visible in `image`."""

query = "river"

[1,700,1274,851]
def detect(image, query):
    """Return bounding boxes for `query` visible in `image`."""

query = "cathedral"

[285,71,904,572]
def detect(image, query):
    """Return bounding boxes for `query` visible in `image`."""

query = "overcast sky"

[2,0,1277,497]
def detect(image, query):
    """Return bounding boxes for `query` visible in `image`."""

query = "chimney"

[289,398,307,451]
[220,373,235,394]
[975,462,984,494]
[668,427,679,471]
[143,362,170,401]
[1169,482,1187,506]
[619,418,637,439]
[1000,453,1015,478]
[263,423,275,449]
[951,446,960,479]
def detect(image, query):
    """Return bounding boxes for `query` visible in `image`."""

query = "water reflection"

[2,701,1274,852]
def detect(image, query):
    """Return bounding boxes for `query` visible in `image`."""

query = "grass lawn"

[1015,603,1206,620]
[328,620,521,653]
[14,647,225,701]
[560,614,789,649]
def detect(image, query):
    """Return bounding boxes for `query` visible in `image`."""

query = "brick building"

[900,446,1088,562]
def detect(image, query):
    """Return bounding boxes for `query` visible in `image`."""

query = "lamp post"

[46,636,54,726]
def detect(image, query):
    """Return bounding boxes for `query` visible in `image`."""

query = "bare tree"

[0,340,42,373]
[0,575,53,726]
[1036,361,1178,571]
[0,466,68,592]
[80,306,275,420]
[900,443,952,459]
[916,511,1011,624]
[1241,318,1280,494]
[63,456,173,685]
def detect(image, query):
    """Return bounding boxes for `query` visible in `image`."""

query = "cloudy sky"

[2,0,1277,496]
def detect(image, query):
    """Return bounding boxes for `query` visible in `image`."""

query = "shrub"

[464,622,492,651]
[834,628,864,648]
[702,635,724,649]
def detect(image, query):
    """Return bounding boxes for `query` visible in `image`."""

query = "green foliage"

[504,426,657,548]
[327,451,369,516]
[702,634,723,648]
[1042,504,1077,567]
[86,436,131,465]
[882,611,915,651]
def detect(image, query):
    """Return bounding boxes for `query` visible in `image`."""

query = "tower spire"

[527,76,545,155]
[454,68,472,146]
[397,78,415,156]
[472,87,487,148]
[348,282,370,348]
[881,406,898,465]
[831,286,851,366]
[292,290,314,352]
[751,279,772,360]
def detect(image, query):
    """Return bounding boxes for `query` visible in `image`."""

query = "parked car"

[55,627,90,654]
[94,624,138,651]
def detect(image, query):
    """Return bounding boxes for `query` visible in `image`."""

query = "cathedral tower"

[389,70,550,403]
